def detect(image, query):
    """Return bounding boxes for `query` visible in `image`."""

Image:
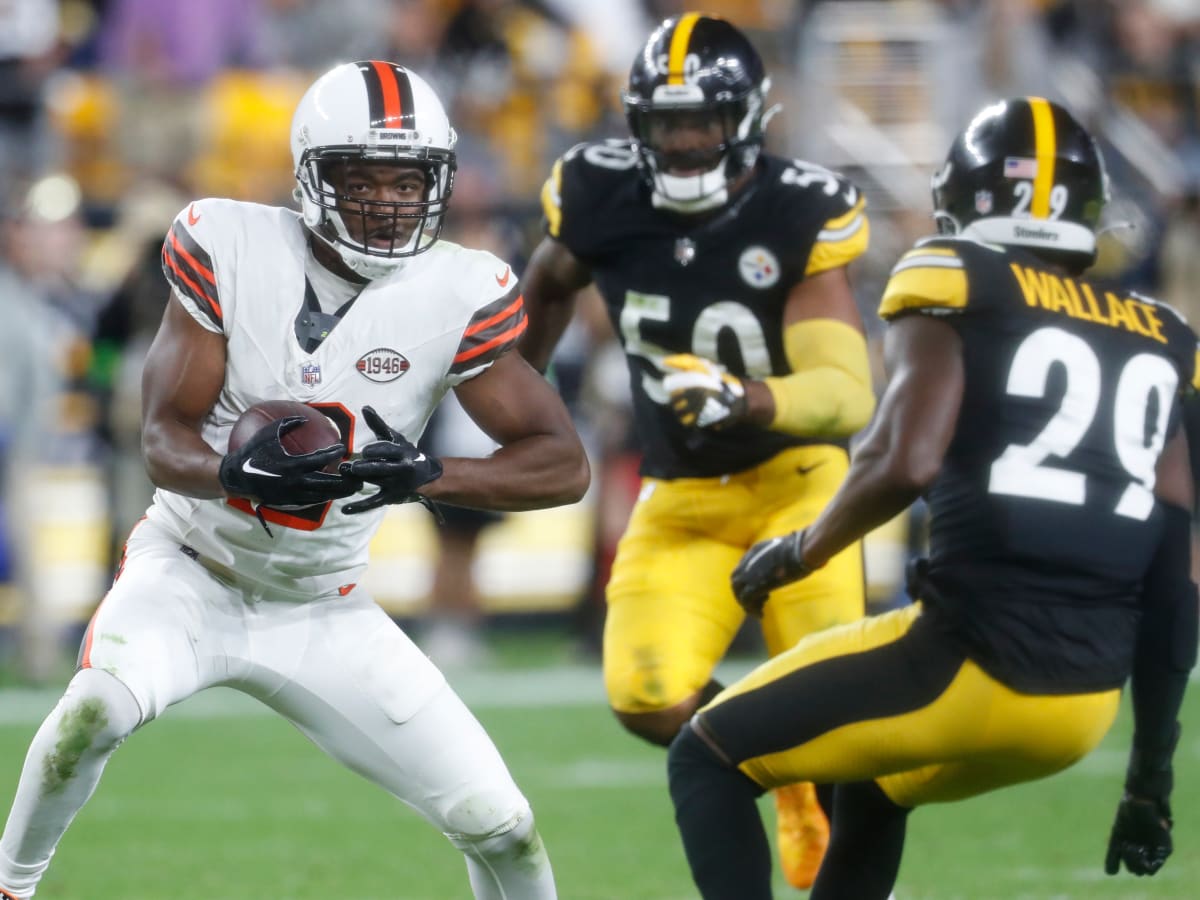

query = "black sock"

[668,723,771,900]
[811,780,908,900]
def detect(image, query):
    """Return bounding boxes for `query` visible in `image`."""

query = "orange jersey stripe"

[453,318,528,365]
[169,230,216,285]
[163,251,223,322]
[464,295,524,338]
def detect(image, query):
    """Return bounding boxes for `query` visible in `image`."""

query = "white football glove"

[661,354,748,429]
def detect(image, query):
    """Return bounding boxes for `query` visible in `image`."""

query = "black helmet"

[932,97,1109,267]
[622,13,770,212]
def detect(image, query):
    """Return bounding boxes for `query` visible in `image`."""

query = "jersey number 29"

[988,325,1178,521]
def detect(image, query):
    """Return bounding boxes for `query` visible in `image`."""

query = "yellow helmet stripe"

[667,13,701,85]
[1029,96,1056,218]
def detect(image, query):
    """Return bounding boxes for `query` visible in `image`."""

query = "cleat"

[774,781,829,890]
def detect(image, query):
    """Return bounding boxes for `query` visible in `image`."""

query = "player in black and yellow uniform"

[666,96,1200,899]
[519,13,876,889]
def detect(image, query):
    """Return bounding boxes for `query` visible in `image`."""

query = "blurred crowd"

[3,0,1200,674]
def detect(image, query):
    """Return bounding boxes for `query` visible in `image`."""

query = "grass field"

[0,631,1196,900]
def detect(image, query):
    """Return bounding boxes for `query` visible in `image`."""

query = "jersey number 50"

[621,290,771,403]
[988,326,1178,521]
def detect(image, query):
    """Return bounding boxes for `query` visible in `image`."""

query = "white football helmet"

[291,61,457,279]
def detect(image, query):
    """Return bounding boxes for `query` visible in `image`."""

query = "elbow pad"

[763,319,876,437]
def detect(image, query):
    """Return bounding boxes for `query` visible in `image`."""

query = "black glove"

[219,416,358,508]
[731,529,813,618]
[1105,794,1173,876]
[339,406,443,515]
[1105,735,1176,877]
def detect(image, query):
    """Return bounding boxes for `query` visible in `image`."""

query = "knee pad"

[442,791,534,852]
[55,668,143,755]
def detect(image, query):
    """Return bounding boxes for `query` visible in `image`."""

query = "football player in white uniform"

[0,61,587,900]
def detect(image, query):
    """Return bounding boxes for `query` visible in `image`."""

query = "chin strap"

[650,184,730,213]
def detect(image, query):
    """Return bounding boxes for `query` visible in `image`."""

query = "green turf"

[0,651,1196,899]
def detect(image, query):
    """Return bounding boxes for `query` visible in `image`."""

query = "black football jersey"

[541,140,869,478]
[880,237,1200,691]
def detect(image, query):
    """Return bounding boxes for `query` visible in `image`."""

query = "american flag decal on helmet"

[358,60,416,130]
[450,285,527,375]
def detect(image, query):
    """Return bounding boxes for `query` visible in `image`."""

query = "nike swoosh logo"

[495,266,511,287]
[242,459,281,478]
[187,203,201,226]
[796,462,827,476]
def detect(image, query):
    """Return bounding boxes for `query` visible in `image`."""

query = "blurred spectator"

[0,173,105,461]
[95,0,269,184]
[0,0,63,183]
[0,174,90,680]
[259,0,392,74]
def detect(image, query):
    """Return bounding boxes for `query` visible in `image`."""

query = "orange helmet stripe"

[371,60,404,128]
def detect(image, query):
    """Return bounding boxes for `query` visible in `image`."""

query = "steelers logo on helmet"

[290,61,458,279]
[622,14,773,214]
[931,97,1110,269]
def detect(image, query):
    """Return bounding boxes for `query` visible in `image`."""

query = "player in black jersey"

[519,13,877,888]
[666,96,1199,899]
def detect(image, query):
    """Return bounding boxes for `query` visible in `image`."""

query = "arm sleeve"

[762,319,876,437]
[1130,503,1197,772]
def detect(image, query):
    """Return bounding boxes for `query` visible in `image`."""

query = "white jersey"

[154,198,526,597]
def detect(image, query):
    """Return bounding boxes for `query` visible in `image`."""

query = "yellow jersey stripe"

[540,159,564,237]
[878,265,969,318]
[890,255,964,275]
[667,13,700,85]
[1029,96,1056,218]
[806,214,870,276]
[820,197,867,232]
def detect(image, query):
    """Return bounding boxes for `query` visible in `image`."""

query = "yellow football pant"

[604,444,865,714]
[700,603,1120,808]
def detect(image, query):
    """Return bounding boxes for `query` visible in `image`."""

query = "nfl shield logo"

[974,190,993,215]
[301,362,321,386]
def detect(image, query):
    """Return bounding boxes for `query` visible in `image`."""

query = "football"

[228,401,342,461]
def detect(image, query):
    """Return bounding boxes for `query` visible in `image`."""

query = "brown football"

[228,401,342,463]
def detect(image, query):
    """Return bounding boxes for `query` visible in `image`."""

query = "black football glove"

[1105,794,1173,876]
[218,416,358,508]
[731,530,813,618]
[339,406,443,515]
[1105,735,1176,877]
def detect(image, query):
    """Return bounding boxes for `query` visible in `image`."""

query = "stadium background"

[1,1,1199,897]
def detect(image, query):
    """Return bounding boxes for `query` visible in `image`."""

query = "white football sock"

[0,669,142,898]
